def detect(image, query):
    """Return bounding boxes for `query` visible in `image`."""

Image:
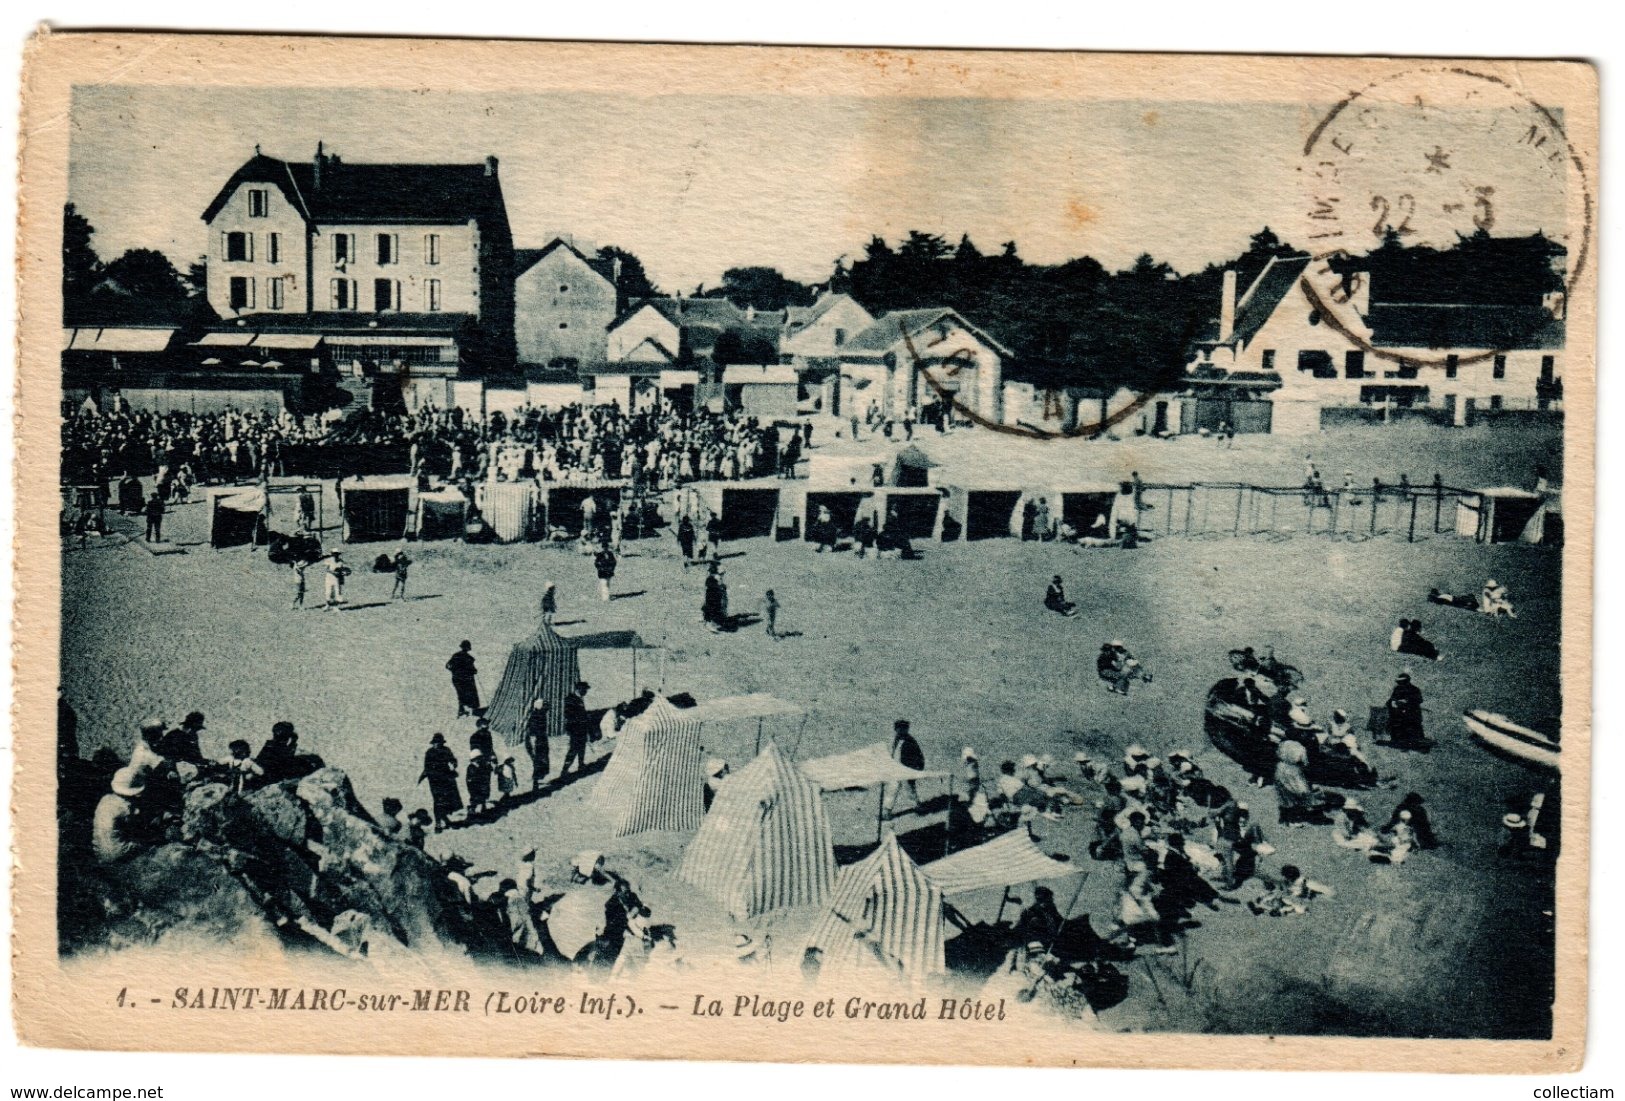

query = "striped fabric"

[804,833,945,979]
[798,743,948,791]
[484,626,580,746]
[679,742,836,920]
[920,829,1080,896]
[594,698,706,836]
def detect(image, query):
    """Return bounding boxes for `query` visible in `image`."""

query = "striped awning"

[679,742,835,920]
[804,833,944,978]
[682,694,803,724]
[192,332,258,347]
[593,698,705,836]
[920,829,1081,895]
[799,743,948,792]
[67,327,176,352]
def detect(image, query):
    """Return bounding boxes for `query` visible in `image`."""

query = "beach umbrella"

[545,887,610,959]
[201,357,221,366]
[240,358,262,368]
[262,359,284,369]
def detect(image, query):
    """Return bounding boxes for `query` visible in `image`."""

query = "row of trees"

[64,204,206,325]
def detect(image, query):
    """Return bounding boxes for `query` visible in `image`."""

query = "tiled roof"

[1192,254,1314,348]
[202,152,508,228]
[842,308,1013,358]
[1365,303,1564,351]
[515,238,617,284]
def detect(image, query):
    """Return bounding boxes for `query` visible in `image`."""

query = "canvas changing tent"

[484,625,581,745]
[678,742,836,920]
[477,481,544,542]
[208,486,268,548]
[339,475,413,543]
[1456,487,1553,544]
[593,697,705,836]
[920,828,1080,896]
[415,487,468,541]
[804,833,945,979]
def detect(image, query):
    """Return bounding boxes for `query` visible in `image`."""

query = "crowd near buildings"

[63,144,1564,440]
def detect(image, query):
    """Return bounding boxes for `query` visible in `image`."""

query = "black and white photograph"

[11,30,1598,1073]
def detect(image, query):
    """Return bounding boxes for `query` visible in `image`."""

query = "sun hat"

[110,766,145,798]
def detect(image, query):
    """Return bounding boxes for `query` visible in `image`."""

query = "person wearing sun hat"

[92,766,148,863]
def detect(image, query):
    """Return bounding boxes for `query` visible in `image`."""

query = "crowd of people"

[388,402,810,489]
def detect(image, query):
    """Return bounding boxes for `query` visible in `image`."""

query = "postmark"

[1296,66,1593,368]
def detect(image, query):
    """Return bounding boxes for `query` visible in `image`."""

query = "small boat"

[1462,710,1559,773]
[1204,679,1379,789]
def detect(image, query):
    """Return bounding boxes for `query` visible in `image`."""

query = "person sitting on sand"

[1097,642,1149,695]
[1330,796,1379,852]
[1396,619,1442,662]
[1045,575,1078,617]
[1248,864,1334,917]
[1481,579,1517,618]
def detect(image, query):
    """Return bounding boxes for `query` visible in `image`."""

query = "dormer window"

[248,189,269,217]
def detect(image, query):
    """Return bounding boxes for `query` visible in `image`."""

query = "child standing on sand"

[764,590,780,640]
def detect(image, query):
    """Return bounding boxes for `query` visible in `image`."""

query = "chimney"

[1219,269,1238,342]
[313,142,324,189]
[485,155,499,178]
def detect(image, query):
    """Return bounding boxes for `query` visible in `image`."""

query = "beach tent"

[681,693,805,757]
[339,475,413,543]
[953,485,1024,540]
[799,743,949,841]
[593,697,705,836]
[803,832,945,979]
[484,625,581,746]
[678,742,836,920]
[891,444,939,488]
[803,490,871,543]
[721,485,782,540]
[799,743,948,792]
[920,829,1080,895]
[547,480,626,536]
[477,481,544,542]
[1011,483,1120,539]
[415,487,468,541]
[875,487,943,539]
[208,486,267,548]
[1455,487,1550,544]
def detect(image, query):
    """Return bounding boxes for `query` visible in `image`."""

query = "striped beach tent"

[920,828,1080,895]
[484,625,580,746]
[804,833,945,979]
[678,742,836,920]
[594,697,705,836]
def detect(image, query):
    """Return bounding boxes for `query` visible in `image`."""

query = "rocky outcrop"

[63,767,464,960]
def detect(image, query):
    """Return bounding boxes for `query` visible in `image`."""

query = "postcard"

[13,32,1595,1069]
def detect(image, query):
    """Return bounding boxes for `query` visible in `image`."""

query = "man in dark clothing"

[704,516,723,560]
[853,515,876,559]
[890,719,925,809]
[446,641,480,717]
[561,681,592,776]
[158,711,208,766]
[677,515,697,564]
[1384,672,1430,749]
[702,564,728,630]
[524,699,551,789]
[143,491,165,542]
[594,545,617,602]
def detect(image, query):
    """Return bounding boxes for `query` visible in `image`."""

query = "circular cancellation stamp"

[1296,66,1593,367]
